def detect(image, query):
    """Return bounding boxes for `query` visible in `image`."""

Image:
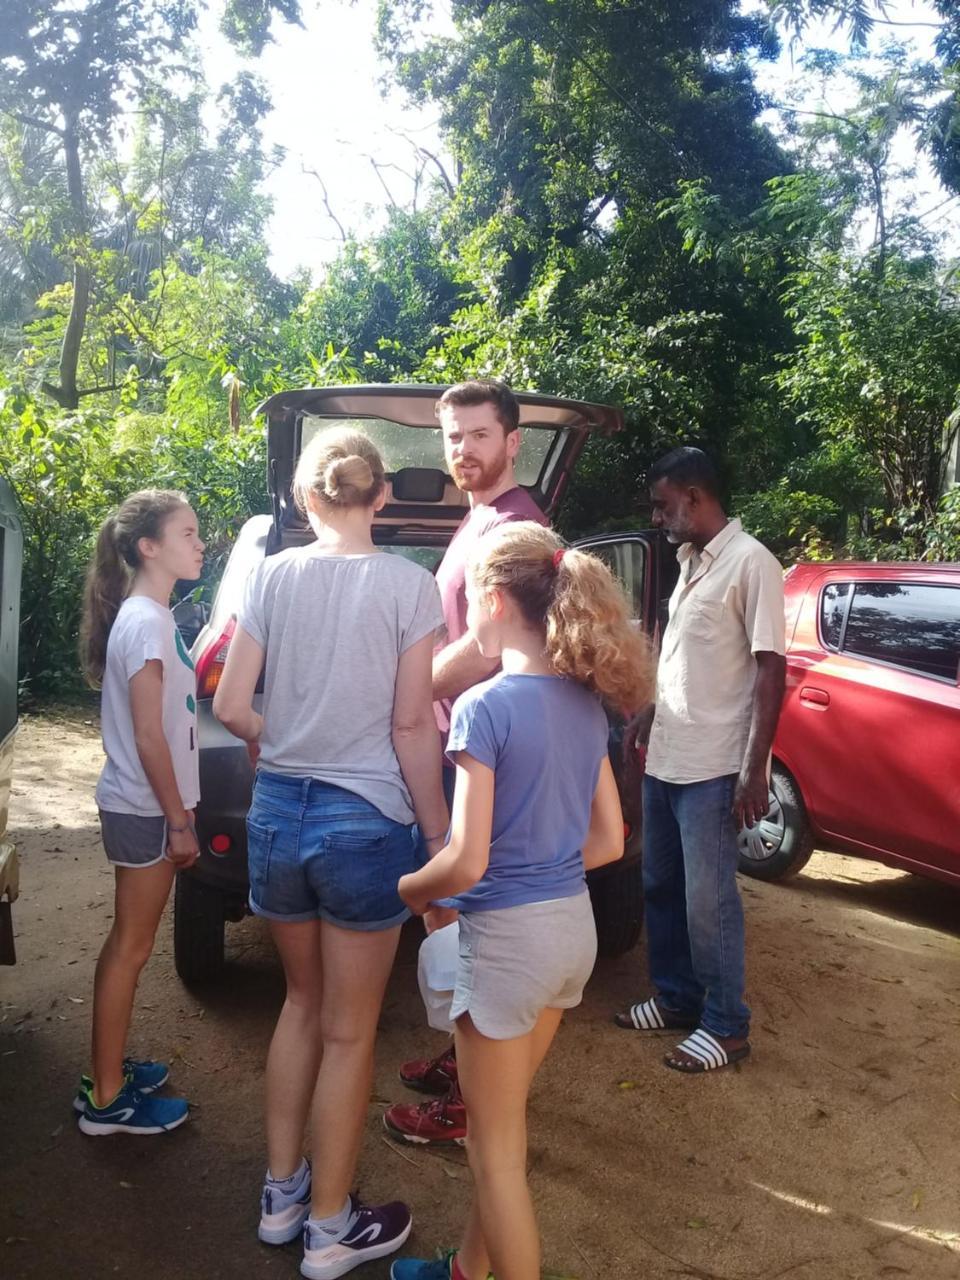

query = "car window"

[300,415,558,488]
[382,546,443,574]
[842,582,960,682]
[819,582,851,650]
[584,539,647,622]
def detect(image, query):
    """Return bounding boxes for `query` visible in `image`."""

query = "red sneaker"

[398,1044,458,1095]
[383,1084,467,1146]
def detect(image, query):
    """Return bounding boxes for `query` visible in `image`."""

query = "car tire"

[737,764,815,882]
[590,859,644,958]
[174,873,226,983]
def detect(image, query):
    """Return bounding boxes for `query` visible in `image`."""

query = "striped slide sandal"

[664,1028,751,1073]
[614,997,698,1033]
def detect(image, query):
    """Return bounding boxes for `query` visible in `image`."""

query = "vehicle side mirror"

[173,598,211,649]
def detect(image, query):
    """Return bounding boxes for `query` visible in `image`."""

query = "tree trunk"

[40,116,89,410]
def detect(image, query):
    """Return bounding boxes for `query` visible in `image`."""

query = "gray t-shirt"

[238,547,443,824]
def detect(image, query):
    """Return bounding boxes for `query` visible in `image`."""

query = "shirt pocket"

[683,596,725,640]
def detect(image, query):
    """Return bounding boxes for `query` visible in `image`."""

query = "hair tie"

[552,547,566,569]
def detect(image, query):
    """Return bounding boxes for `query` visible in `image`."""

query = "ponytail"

[546,547,654,713]
[79,489,190,687]
[470,522,655,715]
[80,516,129,686]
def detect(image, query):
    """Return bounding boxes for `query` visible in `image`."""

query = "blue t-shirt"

[444,673,608,912]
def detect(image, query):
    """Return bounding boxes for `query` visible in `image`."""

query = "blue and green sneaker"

[77,1078,189,1136]
[390,1253,459,1280]
[72,1058,169,1114]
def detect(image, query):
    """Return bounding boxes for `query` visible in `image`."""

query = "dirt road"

[2,712,959,1280]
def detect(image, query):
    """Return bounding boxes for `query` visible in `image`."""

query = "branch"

[417,145,455,198]
[78,383,120,397]
[584,192,615,230]
[387,131,457,199]
[40,378,120,403]
[3,109,64,138]
[368,157,399,210]
[301,164,348,241]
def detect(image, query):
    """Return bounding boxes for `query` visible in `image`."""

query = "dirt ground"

[1,712,959,1280]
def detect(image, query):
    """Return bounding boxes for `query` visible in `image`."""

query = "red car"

[738,561,960,887]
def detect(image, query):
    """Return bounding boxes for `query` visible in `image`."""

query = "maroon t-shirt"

[434,485,549,734]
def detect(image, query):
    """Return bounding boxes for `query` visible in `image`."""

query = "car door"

[779,577,960,879]
[571,531,679,848]
[0,477,23,964]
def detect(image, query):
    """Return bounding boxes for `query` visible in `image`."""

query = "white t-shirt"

[95,596,200,816]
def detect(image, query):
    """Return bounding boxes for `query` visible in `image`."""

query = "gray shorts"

[99,810,167,868]
[450,891,597,1040]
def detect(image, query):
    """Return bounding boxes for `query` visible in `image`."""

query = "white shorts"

[450,892,597,1040]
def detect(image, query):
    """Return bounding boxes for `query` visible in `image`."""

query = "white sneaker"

[259,1161,312,1244]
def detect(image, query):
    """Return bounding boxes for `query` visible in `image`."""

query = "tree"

[374,0,803,527]
[0,0,299,409]
[764,1,960,196]
[0,1,202,407]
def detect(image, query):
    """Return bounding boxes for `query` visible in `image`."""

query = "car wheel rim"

[737,792,785,862]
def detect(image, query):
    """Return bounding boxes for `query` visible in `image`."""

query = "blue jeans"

[642,773,750,1039]
[247,770,417,930]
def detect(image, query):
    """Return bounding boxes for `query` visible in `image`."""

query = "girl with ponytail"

[77,489,205,1136]
[393,521,654,1280]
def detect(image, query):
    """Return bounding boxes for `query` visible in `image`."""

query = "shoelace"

[420,1097,459,1125]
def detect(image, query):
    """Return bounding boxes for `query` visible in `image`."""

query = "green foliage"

[775,249,960,516]
[735,482,840,559]
[0,383,147,696]
[0,373,269,699]
[3,0,960,704]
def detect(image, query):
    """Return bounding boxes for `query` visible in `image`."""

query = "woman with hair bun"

[391,521,654,1280]
[213,426,448,1279]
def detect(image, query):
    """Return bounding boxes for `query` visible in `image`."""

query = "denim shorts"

[246,770,417,931]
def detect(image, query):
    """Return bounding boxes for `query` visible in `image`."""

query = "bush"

[734,482,840,559]
[0,383,269,700]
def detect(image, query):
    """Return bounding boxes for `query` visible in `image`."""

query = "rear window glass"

[843,582,960,682]
[819,582,850,650]
[586,540,648,622]
[300,415,557,488]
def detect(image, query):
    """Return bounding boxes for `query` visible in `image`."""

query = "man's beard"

[451,449,509,493]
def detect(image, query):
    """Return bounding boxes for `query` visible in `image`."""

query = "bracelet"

[167,821,190,834]
[422,831,447,843]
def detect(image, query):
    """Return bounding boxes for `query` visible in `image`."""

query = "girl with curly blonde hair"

[394,521,654,1280]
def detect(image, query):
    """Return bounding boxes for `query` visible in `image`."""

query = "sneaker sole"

[72,1070,170,1114]
[258,1205,311,1245]
[300,1218,412,1280]
[77,1109,189,1136]
[397,1074,455,1096]
[382,1115,465,1147]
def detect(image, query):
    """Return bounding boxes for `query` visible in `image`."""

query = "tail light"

[195,616,236,700]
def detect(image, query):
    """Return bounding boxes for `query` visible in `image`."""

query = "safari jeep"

[175,385,678,982]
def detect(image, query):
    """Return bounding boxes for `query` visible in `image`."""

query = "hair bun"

[323,454,374,501]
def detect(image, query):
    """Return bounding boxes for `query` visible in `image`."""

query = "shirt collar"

[676,517,742,567]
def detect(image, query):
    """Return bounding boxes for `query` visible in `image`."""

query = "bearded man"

[383,378,548,1147]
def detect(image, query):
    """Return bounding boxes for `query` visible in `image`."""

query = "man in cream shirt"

[616,447,785,1074]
